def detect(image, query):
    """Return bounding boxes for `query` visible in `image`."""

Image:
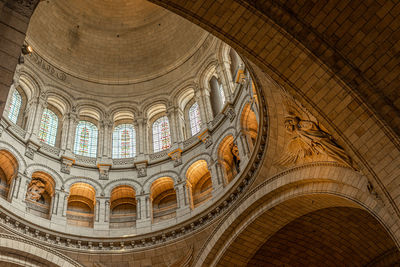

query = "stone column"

[185,181,194,210]
[11,174,29,210]
[216,65,233,102]
[30,93,47,139]
[175,108,185,141]
[222,59,235,92]
[235,132,249,167]
[166,106,177,144]
[66,112,78,152]
[175,182,191,218]
[136,194,151,230]
[136,116,145,155]
[97,123,104,157]
[24,98,38,135]
[195,90,208,129]
[60,114,70,151]
[209,160,223,197]
[203,88,214,122]
[94,198,109,230]
[51,189,68,225]
[102,121,112,158]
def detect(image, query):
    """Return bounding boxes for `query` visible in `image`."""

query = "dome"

[0,0,398,266]
[26,0,208,91]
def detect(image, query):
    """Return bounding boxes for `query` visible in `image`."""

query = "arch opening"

[66,183,96,228]
[0,150,18,201]
[110,185,137,228]
[217,135,240,185]
[150,177,177,223]
[25,171,55,219]
[186,160,212,208]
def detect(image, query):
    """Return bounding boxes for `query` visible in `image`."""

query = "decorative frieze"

[29,52,67,82]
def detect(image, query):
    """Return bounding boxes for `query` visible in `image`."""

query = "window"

[38,108,58,146]
[189,102,201,136]
[8,90,22,124]
[112,124,136,158]
[153,116,171,153]
[219,84,226,106]
[74,121,98,157]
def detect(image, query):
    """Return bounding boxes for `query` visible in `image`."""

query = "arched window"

[219,84,226,106]
[112,124,136,158]
[189,102,201,136]
[38,108,58,146]
[153,116,171,153]
[8,90,22,124]
[74,121,98,157]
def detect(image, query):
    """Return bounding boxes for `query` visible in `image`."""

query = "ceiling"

[26,0,208,86]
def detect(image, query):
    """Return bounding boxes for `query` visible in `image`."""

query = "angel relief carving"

[276,92,354,169]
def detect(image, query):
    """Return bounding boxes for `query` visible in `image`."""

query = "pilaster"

[136,194,151,230]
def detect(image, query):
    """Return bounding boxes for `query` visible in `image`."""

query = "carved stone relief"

[135,161,148,178]
[277,92,354,168]
[26,178,45,203]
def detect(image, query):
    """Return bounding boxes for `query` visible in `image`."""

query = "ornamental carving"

[29,52,67,82]
[135,161,148,178]
[26,178,45,203]
[277,92,354,168]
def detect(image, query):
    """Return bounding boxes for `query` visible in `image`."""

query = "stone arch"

[63,177,103,197]
[76,104,103,122]
[170,80,197,107]
[143,171,180,194]
[185,159,213,209]
[66,182,96,228]
[0,142,27,172]
[0,233,82,267]
[46,92,71,116]
[179,153,213,178]
[103,179,142,197]
[25,164,63,189]
[210,127,237,156]
[109,104,138,122]
[19,68,43,100]
[25,171,55,219]
[109,184,137,228]
[150,177,177,223]
[198,60,218,90]
[141,98,169,119]
[195,163,399,265]
[0,149,19,200]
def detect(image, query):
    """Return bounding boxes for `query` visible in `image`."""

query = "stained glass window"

[219,84,226,106]
[8,90,22,124]
[189,102,201,136]
[112,124,136,158]
[74,121,98,157]
[38,108,58,146]
[153,116,171,153]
